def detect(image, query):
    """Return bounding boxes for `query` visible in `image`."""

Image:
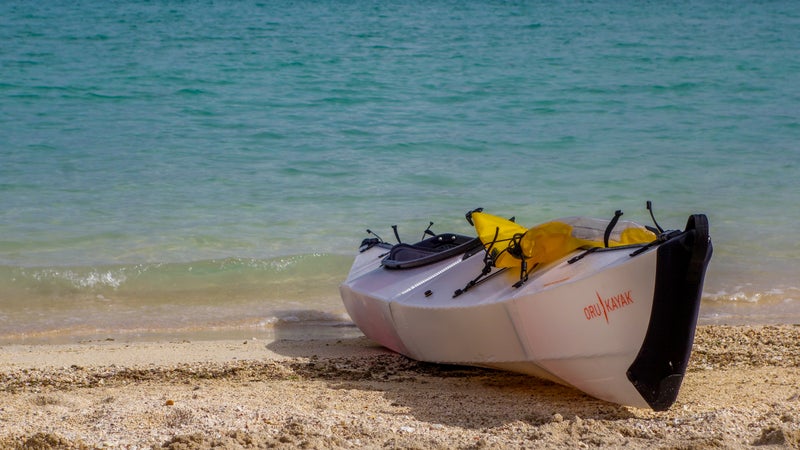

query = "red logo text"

[584,290,634,323]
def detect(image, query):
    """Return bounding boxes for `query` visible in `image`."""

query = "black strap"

[647,200,665,234]
[568,246,599,264]
[392,225,402,244]
[422,221,435,239]
[454,226,503,297]
[465,208,483,226]
[604,210,623,248]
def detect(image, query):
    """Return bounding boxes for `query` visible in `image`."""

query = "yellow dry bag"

[470,211,656,272]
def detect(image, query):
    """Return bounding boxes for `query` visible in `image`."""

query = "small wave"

[84,92,135,100]
[0,254,353,305]
[646,82,701,94]
[44,268,127,289]
[1,266,129,295]
[704,286,799,304]
[259,309,352,327]
[175,88,208,96]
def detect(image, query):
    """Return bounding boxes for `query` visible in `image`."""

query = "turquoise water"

[1,1,799,342]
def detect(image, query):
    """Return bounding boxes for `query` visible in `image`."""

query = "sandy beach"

[1,324,798,449]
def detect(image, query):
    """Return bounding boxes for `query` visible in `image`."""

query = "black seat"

[382,234,482,270]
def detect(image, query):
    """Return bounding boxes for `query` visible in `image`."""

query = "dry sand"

[1,325,798,449]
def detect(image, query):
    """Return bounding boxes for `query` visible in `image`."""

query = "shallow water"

[1,1,798,342]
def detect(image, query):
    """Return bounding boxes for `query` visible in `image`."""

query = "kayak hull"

[340,214,712,410]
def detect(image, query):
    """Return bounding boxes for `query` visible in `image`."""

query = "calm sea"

[2,1,798,343]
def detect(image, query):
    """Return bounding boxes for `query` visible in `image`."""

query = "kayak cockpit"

[382,234,482,270]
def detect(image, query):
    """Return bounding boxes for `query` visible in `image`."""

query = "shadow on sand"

[266,314,636,430]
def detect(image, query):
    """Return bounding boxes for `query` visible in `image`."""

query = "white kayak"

[339,204,712,410]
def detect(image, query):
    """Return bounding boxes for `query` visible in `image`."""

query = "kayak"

[339,203,712,410]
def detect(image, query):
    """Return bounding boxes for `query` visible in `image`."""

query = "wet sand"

[1,325,798,449]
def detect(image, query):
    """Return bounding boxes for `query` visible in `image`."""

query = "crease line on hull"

[396,259,464,298]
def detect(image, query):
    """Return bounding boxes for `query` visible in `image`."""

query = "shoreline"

[2,289,799,347]
[1,325,799,449]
